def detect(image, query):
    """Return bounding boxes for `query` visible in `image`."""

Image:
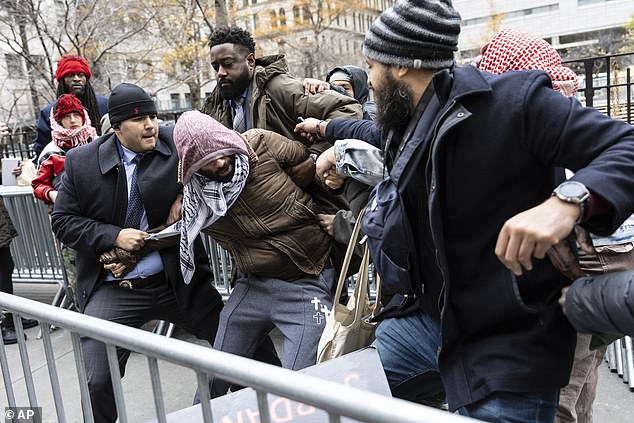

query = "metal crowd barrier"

[1,186,62,284]
[0,293,475,423]
[606,337,634,391]
[0,185,233,296]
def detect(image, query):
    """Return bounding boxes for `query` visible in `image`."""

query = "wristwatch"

[552,181,590,223]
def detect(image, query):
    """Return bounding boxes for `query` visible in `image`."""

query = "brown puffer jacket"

[0,196,17,249]
[202,129,332,281]
[201,54,362,152]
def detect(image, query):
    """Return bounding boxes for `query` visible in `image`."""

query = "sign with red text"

[159,347,390,423]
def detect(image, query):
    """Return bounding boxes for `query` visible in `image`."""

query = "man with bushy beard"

[295,0,634,421]
[34,54,108,158]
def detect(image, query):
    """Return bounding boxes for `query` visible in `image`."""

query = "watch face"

[557,181,589,202]
[559,183,585,198]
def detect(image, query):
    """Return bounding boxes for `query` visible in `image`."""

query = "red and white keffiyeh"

[49,107,96,150]
[479,28,579,96]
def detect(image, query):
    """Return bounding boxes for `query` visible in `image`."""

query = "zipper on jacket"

[424,101,467,318]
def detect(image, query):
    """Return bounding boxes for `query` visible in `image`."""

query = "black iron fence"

[0,127,36,160]
[564,51,633,124]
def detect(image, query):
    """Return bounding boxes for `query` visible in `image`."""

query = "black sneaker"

[21,318,39,329]
[1,324,23,345]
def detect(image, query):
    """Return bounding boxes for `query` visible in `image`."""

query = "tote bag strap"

[333,208,367,302]
[368,273,382,319]
[351,246,371,322]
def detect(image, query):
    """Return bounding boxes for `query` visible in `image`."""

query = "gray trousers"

[82,277,221,423]
[210,266,335,398]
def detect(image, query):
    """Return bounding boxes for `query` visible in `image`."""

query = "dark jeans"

[371,311,445,403]
[459,390,560,423]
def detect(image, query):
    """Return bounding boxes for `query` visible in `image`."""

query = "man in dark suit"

[51,83,224,423]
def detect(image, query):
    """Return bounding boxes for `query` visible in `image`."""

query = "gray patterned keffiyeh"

[179,153,250,284]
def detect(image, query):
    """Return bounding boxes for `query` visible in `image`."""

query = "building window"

[184,93,192,109]
[279,8,286,27]
[270,10,278,29]
[5,54,23,75]
[170,93,180,110]
[242,0,248,6]
[462,3,559,27]
[253,13,259,29]
[578,0,618,5]
[293,6,300,25]
[303,5,311,23]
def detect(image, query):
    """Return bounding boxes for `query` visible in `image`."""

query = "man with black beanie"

[296,0,634,421]
[51,83,224,422]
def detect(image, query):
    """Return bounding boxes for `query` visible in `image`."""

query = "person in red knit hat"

[31,94,97,308]
[32,94,97,206]
[34,54,108,158]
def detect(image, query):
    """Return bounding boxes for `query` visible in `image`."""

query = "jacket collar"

[98,127,172,174]
[442,65,492,104]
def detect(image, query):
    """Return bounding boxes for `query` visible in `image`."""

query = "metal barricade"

[0,293,476,423]
[605,337,634,392]
[1,186,62,284]
[0,185,234,297]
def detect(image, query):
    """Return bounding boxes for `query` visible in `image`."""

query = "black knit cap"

[362,0,461,70]
[108,83,157,126]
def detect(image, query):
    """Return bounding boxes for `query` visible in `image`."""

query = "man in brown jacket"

[202,26,362,277]
[174,110,334,398]
[201,26,361,151]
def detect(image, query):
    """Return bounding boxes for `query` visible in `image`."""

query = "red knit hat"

[54,94,86,124]
[55,54,92,81]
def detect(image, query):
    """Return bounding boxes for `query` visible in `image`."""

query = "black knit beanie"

[108,83,157,126]
[362,0,461,70]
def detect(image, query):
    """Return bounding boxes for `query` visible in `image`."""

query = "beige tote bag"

[317,210,381,363]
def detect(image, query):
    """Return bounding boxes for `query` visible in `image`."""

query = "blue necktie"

[124,154,144,229]
[232,96,246,133]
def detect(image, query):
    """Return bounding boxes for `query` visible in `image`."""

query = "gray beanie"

[362,0,461,70]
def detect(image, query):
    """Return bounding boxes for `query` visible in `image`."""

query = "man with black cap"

[296,0,634,421]
[51,83,224,422]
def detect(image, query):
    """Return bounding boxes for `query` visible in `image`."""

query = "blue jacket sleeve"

[97,95,109,118]
[564,271,634,336]
[325,118,383,149]
[34,102,54,158]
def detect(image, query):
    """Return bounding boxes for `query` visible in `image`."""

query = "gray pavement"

[1,283,633,422]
